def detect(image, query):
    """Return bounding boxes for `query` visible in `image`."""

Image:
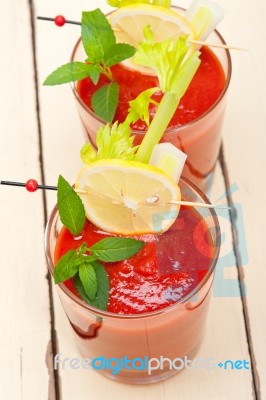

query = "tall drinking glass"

[45,178,220,384]
[70,8,231,193]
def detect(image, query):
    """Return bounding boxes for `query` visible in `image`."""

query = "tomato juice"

[55,207,213,315]
[77,46,225,132]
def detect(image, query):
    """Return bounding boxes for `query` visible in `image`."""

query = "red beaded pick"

[25,179,38,192]
[54,15,66,27]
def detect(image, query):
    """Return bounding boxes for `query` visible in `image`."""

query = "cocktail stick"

[37,15,247,52]
[1,180,229,210]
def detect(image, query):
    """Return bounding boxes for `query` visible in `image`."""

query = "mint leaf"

[43,62,99,86]
[79,261,97,300]
[91,261,109,310]
[57,175,85,236]
[90,237,145,262]
[82,9,115,63]
[54,250,78,284]
[104,43,136,67]
[74,262,110,311]
[88,64,101,85]
[91,82,119,122]
[74,274,92,304]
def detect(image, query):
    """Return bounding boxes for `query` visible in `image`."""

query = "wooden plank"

[219,0,266,397]
[0,1,51,399]
[36,0,254,398]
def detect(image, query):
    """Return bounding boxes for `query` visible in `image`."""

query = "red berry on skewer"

[25,179,38,192]
[54,15,66,27]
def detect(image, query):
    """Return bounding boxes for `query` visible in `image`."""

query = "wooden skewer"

[75,189,230,210]
[168,200,230,209]
[37,15,247,52]
[1,180,229,210]
[189,39,248,51]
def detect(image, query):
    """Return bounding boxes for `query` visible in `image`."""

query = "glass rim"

[70,19,232,135]
[44,176,221,320]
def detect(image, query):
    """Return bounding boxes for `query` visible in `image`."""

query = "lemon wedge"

[75,159,181,235]
[108,4,196,74]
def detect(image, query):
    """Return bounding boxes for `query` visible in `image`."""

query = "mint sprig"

[44,8,136,122]
[54,237,145,310]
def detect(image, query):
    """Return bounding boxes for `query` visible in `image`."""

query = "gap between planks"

[219,143,261,400]
[28,0,61,399]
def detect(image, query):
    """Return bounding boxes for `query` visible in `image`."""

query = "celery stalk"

[135,92,178,163]
[135,52,201,163]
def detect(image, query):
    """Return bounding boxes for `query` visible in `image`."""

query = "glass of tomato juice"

[45,177,220,384]
[70,11,231,193]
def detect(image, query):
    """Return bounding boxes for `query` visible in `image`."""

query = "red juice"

[55,207,213,315]
[77,46,225,132]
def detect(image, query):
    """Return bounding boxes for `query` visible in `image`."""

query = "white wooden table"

[1,0,265,399]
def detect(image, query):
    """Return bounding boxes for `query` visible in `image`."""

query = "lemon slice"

[108,4,196,74]
[75,159,181,235]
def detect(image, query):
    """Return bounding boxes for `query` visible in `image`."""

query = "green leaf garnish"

[90,261,110,310]
[54,250,78,284]
[82,9,115,63]
[57,175,85,236]
[126,87,160,127]
[74,274,91,304]
[103,43,136,68]
[43,62,100,86]
[79,261,97,300]
[134,26,196,96]
[91,82,119,122]
[55,237,144,310]
[44,8,136,122]
[73,263,110,311]
[81,121,138,164]
[90,237,145,262]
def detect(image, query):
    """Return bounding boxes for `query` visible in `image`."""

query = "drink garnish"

[43,9,136,122]
[75,159,181,235]
[54,237,144,310]
[42,1,226,124]
[133,28,201,162]
[80,121,138,163]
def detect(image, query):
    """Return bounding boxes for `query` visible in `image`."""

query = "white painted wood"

[219,0,266,398]
[35,0,257,399]
[0,1,51,399]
